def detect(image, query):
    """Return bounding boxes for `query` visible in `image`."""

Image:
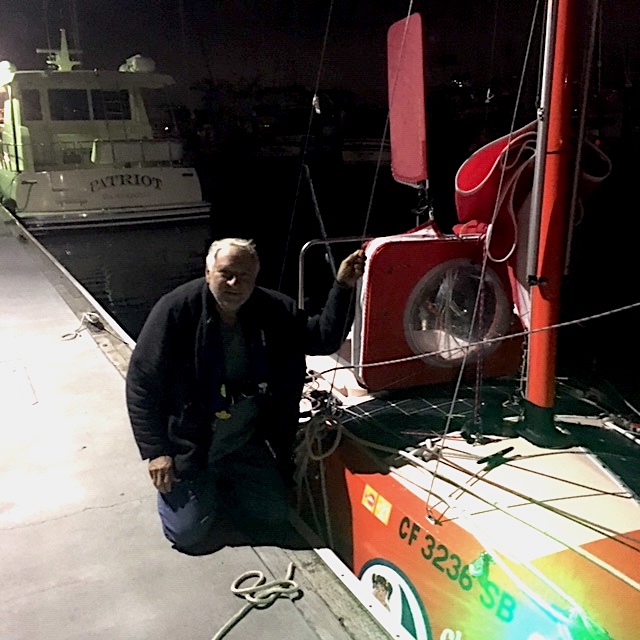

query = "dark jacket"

[125,277,354,479]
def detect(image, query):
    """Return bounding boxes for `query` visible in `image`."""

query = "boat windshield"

[49,88,130,121]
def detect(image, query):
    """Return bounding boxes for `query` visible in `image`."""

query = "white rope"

[61,310,128,344]
[211,562,301,640]
[294,412,344,548]
[61,312,104,340]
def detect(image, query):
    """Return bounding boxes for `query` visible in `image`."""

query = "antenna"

[36,29,82,71]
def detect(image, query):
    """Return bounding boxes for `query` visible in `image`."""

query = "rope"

[314,297,640,378]
[294,412,344,548]
[61,311,127,343]
[61,312,105,340]
[211,562,301,640]
[294,389,640,617]
[396,447,640,594]
[279,0,336,291]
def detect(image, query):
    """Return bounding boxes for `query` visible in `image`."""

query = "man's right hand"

[148,455,175,493]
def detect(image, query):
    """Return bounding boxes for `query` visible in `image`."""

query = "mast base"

[517,400,576,449]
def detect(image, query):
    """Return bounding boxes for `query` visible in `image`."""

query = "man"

[126,237,365,552]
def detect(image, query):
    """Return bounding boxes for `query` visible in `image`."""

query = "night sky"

[1,0,638,109]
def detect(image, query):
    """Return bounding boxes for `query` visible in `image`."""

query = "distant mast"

[36,29,82,71]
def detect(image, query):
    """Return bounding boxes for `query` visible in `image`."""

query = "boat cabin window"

[49,89,90,121]
[46,88,132,122]
[91,90,131,121]
[21,90,43,121]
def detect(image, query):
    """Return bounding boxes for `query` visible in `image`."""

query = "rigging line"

[439,442,625,492]
[434,438,635,501]
[424,0,544,509]
[303,404,403,457]
[314,297,640,378]
[437,455,640,552]
[440,453,640,555]
[278,0,336,292]
[499,447,640,470]
[322,408,640,551]
[481,0,501,131]
[303,164,337,278]
[340,402,467,425]
[359,0,418,239]
[559,377,640,421]
[70,0,80,52]
[396,449,640,593]
[341,426,414,457]
[602,417,640,449]
[424,285,486,512]
[565,0,600,272]
[484,0,541,239]
[360,116,391,240]
[42,0,52,52]
[498,0,544,390]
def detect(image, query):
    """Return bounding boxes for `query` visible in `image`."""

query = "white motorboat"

[0,30,210,231]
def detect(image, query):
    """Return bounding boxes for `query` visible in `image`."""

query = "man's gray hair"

[206,238,259,269]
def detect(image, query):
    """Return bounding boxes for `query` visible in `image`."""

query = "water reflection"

[41,221,214,338]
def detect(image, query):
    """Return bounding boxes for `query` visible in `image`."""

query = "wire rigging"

[279,0,337,292]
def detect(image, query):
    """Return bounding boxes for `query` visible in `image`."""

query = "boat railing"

[298,236,370,309]
[0,137,186,172]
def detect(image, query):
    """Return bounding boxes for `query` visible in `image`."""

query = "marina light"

[0,60,16,86]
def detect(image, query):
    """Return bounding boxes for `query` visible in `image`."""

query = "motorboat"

[0,30,210,231]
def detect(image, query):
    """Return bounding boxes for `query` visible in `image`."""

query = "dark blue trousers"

[157,438,289,550]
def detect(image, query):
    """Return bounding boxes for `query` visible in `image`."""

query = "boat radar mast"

[36,29,82,71]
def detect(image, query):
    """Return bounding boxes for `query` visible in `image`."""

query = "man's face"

[205,246,259,315]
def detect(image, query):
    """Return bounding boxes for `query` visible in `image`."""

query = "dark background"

[2,1,638,109]
[9,0,640,400]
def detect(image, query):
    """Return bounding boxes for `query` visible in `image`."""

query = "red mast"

[523,0,578,444]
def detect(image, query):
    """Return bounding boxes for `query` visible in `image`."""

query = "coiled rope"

[211,562,301,640]
[61,312,105,340]
[61,311,127,343]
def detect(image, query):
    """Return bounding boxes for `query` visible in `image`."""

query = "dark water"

[37,150,640,402]
[40,220,213,338]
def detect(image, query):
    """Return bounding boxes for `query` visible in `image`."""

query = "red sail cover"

[454,120,538,320]
[387,13,428,186]
[453,122,611,328]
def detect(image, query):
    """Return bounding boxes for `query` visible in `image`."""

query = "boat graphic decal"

[361,483,392,524]
[360,558,432,640]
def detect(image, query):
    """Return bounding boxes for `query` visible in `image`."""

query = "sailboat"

[295,3,640,639]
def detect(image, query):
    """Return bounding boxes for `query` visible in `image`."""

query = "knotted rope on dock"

[211,562,302,640]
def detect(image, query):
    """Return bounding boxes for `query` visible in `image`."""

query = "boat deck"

[0,216,390,640]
